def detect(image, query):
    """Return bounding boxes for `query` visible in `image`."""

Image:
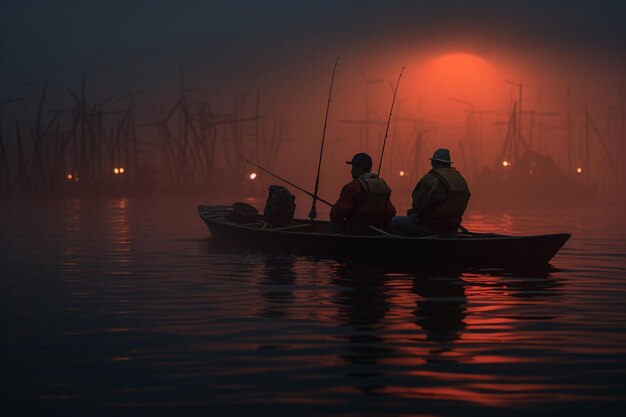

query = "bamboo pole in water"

[0,120,11,196]
[618,89,626,189]
[14,121,25,194]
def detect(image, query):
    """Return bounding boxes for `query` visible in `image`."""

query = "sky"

[1,0,625,200]
[2,0,624,95]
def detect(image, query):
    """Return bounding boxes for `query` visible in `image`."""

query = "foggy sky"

[2,0,626,207]
[2,0,625,99]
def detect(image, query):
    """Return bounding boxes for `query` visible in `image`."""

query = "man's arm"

[384,198,397,226]
[330,180,360,224]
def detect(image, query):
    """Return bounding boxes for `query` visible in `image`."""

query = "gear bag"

[263,185,296,228]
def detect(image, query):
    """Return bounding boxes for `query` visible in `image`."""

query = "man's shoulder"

[431,167,465,178]
[358,173,390,184]
[420,171,441,184]
[341,178,364,192]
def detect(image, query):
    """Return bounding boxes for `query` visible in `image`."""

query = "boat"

[198,204,571,265]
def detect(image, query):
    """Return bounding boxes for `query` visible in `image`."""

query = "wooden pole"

[567,86,573,175]
[0,120,10,196]
[15,121,25,193]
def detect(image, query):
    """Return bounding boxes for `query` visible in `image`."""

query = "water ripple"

[1,200,625,416]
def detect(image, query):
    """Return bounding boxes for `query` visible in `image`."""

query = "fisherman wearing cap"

[391,148,471,236]
[330,152,396,234]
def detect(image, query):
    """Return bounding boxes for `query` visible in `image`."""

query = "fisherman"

[391,148,470,236]
[330,152,396,234]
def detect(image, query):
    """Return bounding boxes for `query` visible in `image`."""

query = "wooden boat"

[198,205,571,265]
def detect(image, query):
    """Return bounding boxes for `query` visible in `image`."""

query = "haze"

[1,0,625,212]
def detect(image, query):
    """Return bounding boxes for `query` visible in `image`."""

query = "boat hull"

[198,205,570,266]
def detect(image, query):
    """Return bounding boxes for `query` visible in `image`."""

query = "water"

[1,198,625,416]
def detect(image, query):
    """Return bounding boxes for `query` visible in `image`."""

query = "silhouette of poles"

[618,89,626,188]
[585,106,615,185]
[357,66,383,151]
[0,120,10,196]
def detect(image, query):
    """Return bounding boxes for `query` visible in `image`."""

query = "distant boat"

[473,151,597,208]
[198,205,570,266]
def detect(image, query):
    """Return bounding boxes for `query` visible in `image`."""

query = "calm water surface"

[1,198,625,416]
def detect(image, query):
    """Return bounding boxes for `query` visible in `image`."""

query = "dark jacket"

[412,167,470,233]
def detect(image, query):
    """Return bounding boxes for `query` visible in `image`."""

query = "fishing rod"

[238,153,334,208]
[309,56,340,221]
[377,66,405,176]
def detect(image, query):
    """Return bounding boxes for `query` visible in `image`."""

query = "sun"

[411,52,503,112]
[425,53,496,81]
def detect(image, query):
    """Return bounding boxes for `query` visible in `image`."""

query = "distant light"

[119,167,125,174]
[249,172,257,180]
[114,168,120,174]
[576,167,583,174]
[74,177,79,182]
[528,169,534,175]
[399,170,406,177]
[502,160,510,167]
[67,173,73,180]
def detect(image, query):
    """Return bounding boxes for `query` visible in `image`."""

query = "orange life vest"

[354,175,392,227]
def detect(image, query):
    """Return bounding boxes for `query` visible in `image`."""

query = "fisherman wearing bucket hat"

[330,152,397,234]
[430,148,453,164]
[391,148,471,236]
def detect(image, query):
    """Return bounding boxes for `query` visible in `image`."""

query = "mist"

[1,1,625,213]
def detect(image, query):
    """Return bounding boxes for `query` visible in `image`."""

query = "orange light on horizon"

[576,167,583,173]
[399,170,407,177]
[114,168,120,174]
[502,161,510,167]
[249,172,257,180]
[67,173,73,180]
[412,52,504,113]
[119,167,125,174]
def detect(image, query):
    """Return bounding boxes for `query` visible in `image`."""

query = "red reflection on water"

[61,199,84,275]
[376,385,512,406]
[376,383,587,406]
[463,213,516,234]
[107,198,131,253]
[407,370,492,381]
[471,355,544,364]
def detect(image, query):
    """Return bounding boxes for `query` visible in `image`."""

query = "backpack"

[263,185,296,228]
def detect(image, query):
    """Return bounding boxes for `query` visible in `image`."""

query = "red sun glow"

[412,53,504,113]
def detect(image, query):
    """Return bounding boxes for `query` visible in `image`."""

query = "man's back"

[331,173,396,232]
[412,167,470,232]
